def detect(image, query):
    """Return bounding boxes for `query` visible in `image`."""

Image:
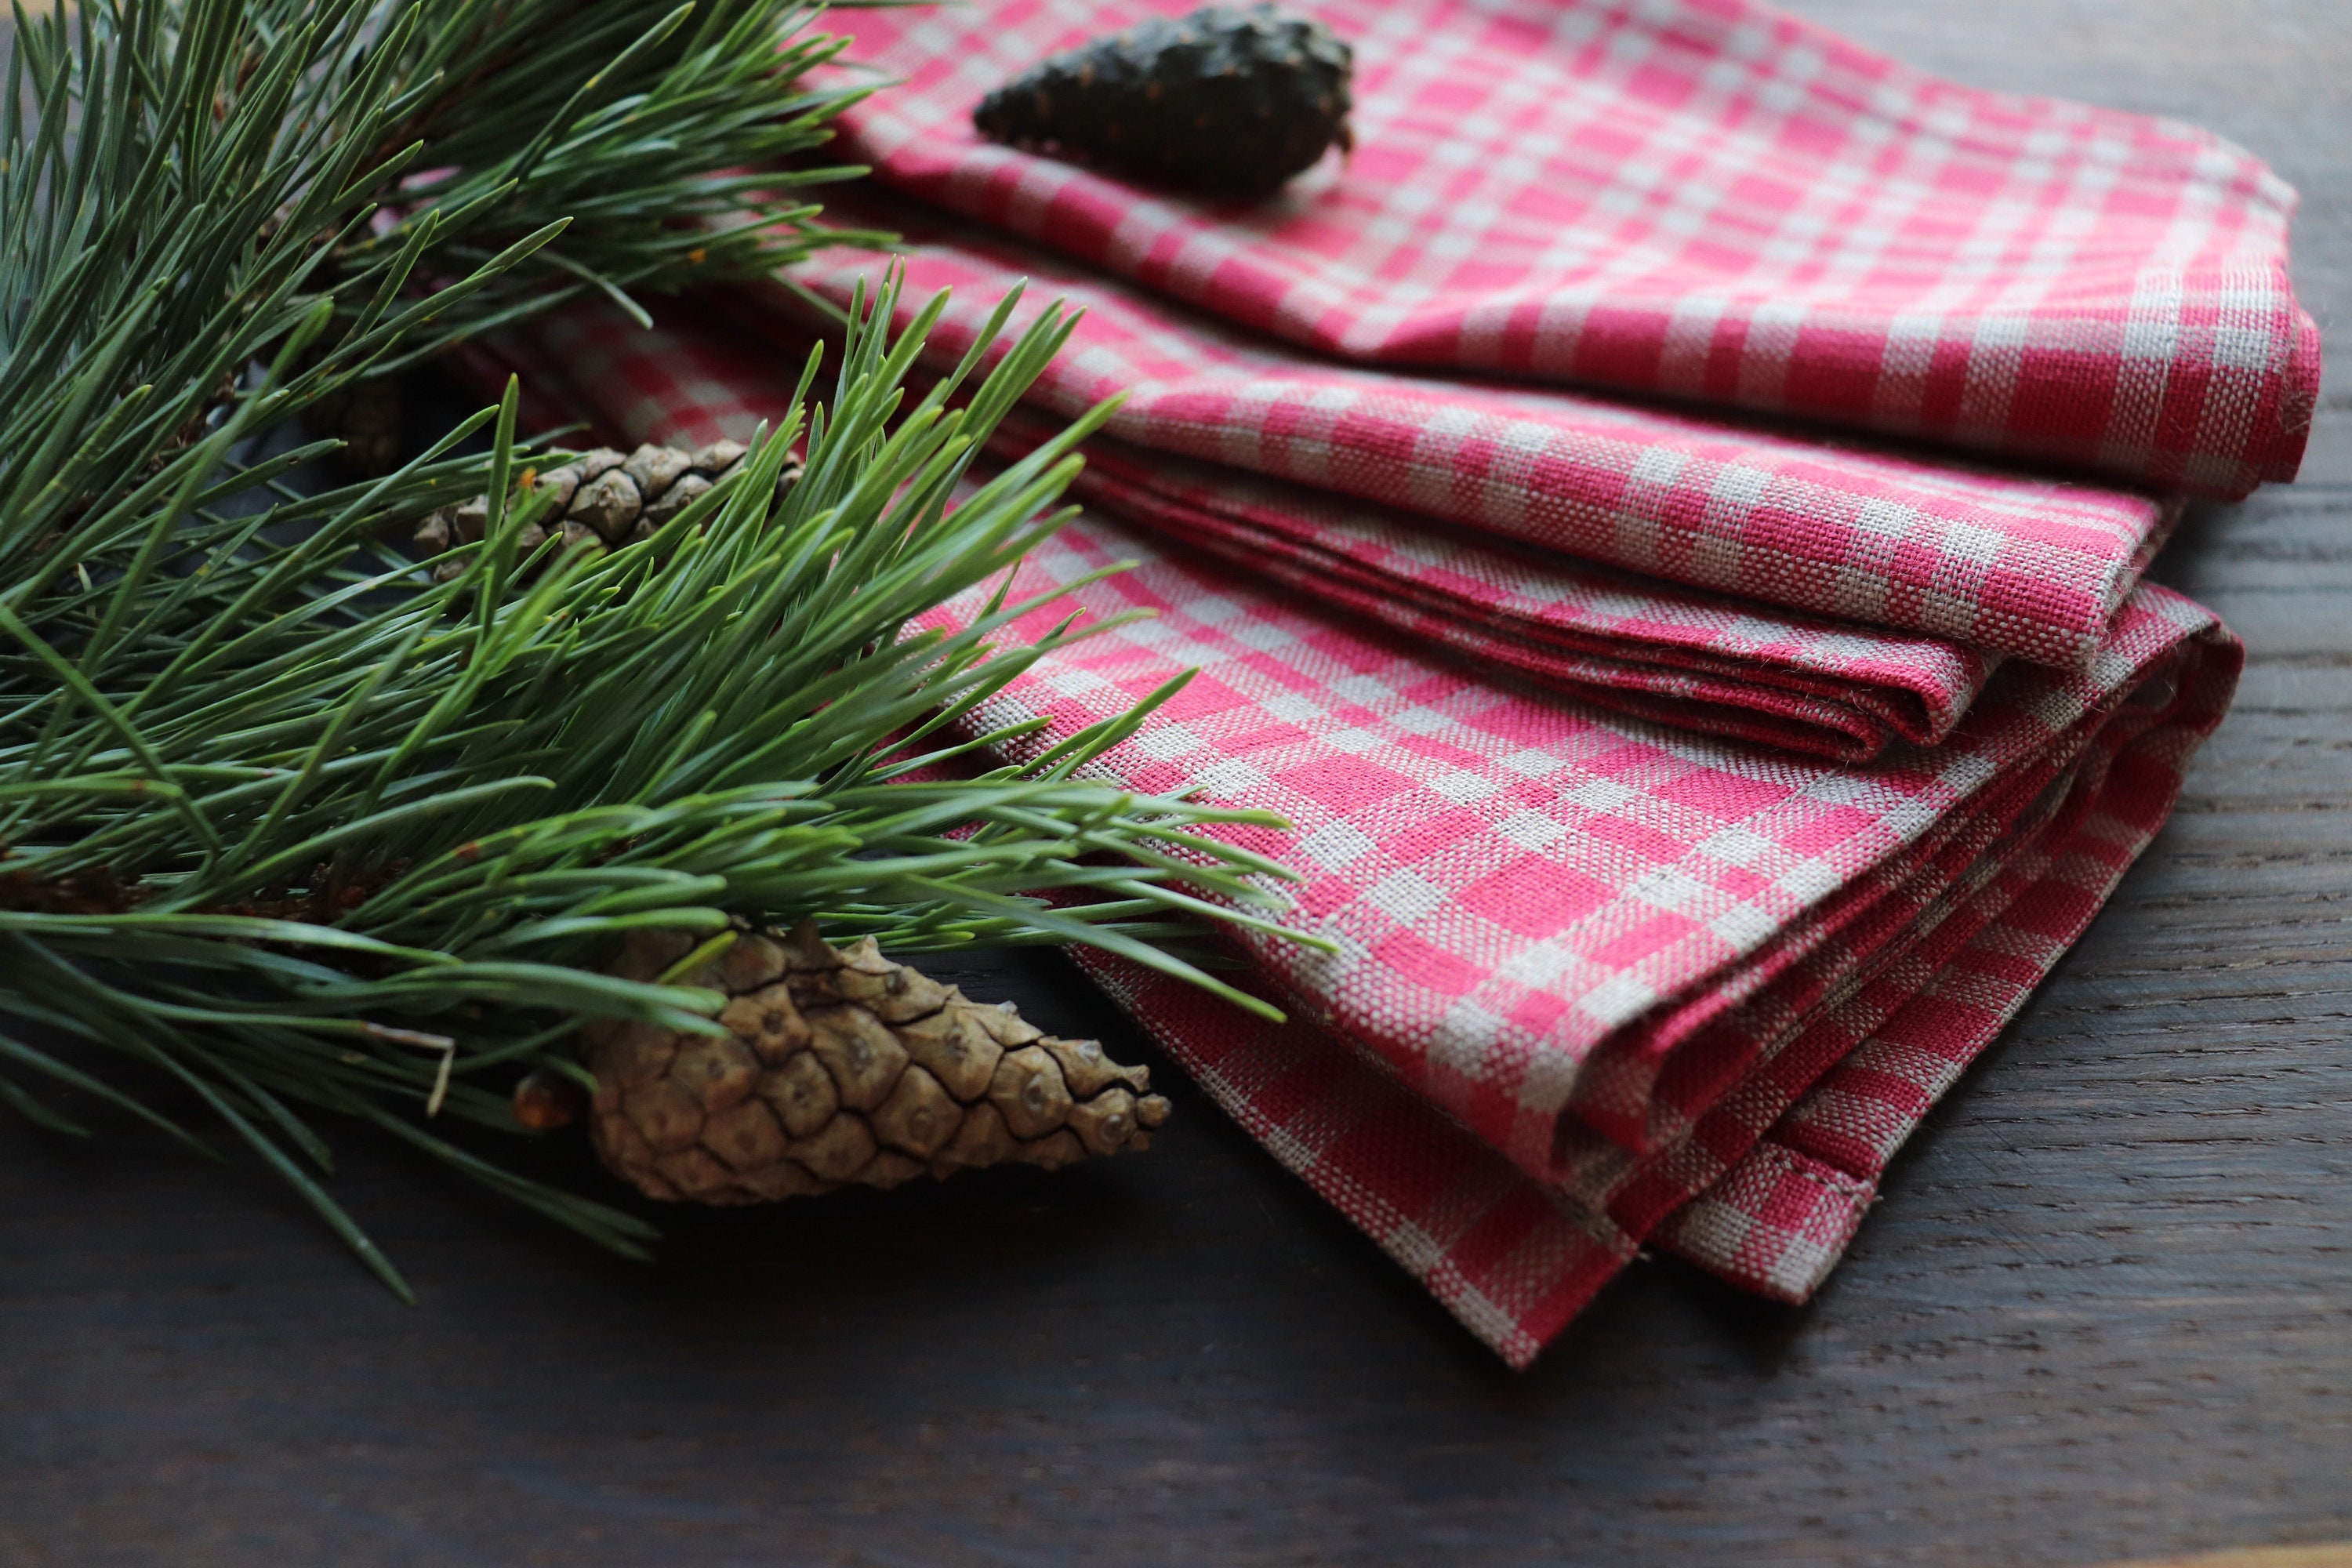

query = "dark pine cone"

[974,4,1352,198]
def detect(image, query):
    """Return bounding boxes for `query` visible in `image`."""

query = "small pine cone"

[582,921,1170,1204]
[412,438,798,573]
[975,3,1354,197]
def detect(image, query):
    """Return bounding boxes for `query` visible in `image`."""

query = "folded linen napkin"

[1036,412,2001,762]
[503,194,2212,779]
[471,307,2241,1363]
[826,0,2320,499]
[520,293,2002,761]
[731,189,2183,671]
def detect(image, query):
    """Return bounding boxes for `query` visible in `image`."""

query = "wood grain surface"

[2,2,2347,1564]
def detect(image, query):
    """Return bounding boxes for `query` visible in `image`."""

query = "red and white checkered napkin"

[923,525,2239,1364]
[526,295,1999,761]
[728,190,2187,672]
[827,0,2321,499]
[493,301,2238,1364]
[1029,414,1998,763]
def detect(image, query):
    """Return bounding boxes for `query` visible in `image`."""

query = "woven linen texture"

[827,0,2320,499]
[1022,408,2000,763]
[944,528,2238,1363]
[474,303,2238,1362]
[722,188,2187,670]
[519,296,2012,760]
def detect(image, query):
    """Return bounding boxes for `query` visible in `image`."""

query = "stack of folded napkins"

[484,0,2315,1365]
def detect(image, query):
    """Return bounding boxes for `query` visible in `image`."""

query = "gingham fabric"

[719,188,2190,670]
[521,296,2008,761]
[826,0,2321,499]
[909,523,2231,1178]
[1040,416,2000,762]
[932,524,2238,1362]
[475,300,2238,1361]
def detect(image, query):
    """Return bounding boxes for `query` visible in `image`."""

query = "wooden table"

[3,3,2346,1563]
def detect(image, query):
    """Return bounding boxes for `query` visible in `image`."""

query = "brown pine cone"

[416,437,800,582]
[579,922,1171,1204]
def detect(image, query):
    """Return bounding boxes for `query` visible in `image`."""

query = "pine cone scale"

[990,1044,1073,1139]
[897,1007,1004,1101]
[805,1005,911,1112]
[872,1063,960,1158]
[761,1051,840,1138]
[703,1098,790,1172]
[789,1112,877,1183]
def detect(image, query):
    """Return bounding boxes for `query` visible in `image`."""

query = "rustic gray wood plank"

[2,2,2347,1564]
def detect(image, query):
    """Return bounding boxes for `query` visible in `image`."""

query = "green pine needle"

[0,0,1313,1288]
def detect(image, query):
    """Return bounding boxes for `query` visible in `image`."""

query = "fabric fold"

[904,519,2234,1185]
[938,524,2238,1362]
[826,0,2320,499]
[524,296,2009,762]
[724,187,2190,671]
[1041,417,1999,763]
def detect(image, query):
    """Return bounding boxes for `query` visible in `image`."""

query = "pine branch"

[0,2,1315,1289]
